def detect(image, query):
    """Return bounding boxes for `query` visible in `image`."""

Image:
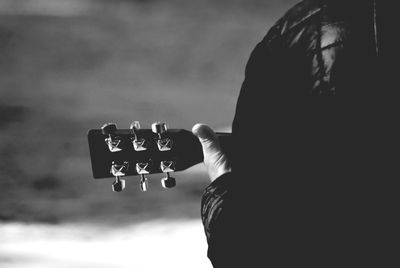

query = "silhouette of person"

[192,0,394,267]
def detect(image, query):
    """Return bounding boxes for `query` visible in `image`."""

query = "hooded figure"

[196,1,395,267]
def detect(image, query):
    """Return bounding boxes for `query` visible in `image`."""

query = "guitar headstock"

[87,121,204,192]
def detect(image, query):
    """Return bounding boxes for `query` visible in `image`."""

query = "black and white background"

[0,1,296,267]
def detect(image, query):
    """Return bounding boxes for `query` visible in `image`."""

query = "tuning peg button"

[130,121,141,133]
[130,121,147,151]
[112,177,126,192]
[110,161,128,192]
[161,174,176,189]
[151,122,168,136]
[101,123,117,135]
[102,123,122,152]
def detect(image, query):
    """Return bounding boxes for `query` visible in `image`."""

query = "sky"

[0,1,297,267]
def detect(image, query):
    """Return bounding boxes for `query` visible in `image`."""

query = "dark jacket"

[201,0,394,267]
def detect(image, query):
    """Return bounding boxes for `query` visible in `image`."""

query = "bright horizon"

[0,220,212,268]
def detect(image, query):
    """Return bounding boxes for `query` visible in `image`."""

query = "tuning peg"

[130,121,147,151]
[160,161,175,173]
[151,122,167,138]
[111,161,129,176]
[152,122,172,151]
[136,162,150,175]
[140,177,149,191]
[130,121,141,135]
[101,123,117,135]
[101,123,122,152]
[110,161,128,192]
[161,173,176,189]
[112,177,126,192]
[160,161,176,189]
[136,162,150,191]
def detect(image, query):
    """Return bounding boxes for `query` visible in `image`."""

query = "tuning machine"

[160,161,176,188]
[110,161,129,192]
[136,162,150,191]
[102,123,122,152]
[130,121,147,151]
[152,122,172,151]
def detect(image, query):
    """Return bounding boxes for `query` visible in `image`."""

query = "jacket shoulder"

[276,0,325,36]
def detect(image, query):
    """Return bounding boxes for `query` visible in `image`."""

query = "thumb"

[192,123,221,154]
[192,123,231,182]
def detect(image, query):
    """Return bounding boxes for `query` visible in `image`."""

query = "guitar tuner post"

[136,162,150,175]
[140,175,148,192]
[152,122,172,151]
[160,161,175,173]
[110,161,128,192]
[101,123,122,152]
[160,161,176,189]
[156,138,173,151]
[110,161,129,177]
[136,162,150,191]
[130,121,147,151]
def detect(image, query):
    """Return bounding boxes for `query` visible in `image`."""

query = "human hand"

[192,123,231,182]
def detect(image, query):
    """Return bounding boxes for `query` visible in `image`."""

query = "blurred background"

[0,0,296,267]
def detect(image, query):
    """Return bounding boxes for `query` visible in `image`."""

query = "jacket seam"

[280,6,322,37]
[315,9,325,92]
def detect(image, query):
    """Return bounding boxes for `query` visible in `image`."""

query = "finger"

[193,123,230,181]
[192,123,221,152]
